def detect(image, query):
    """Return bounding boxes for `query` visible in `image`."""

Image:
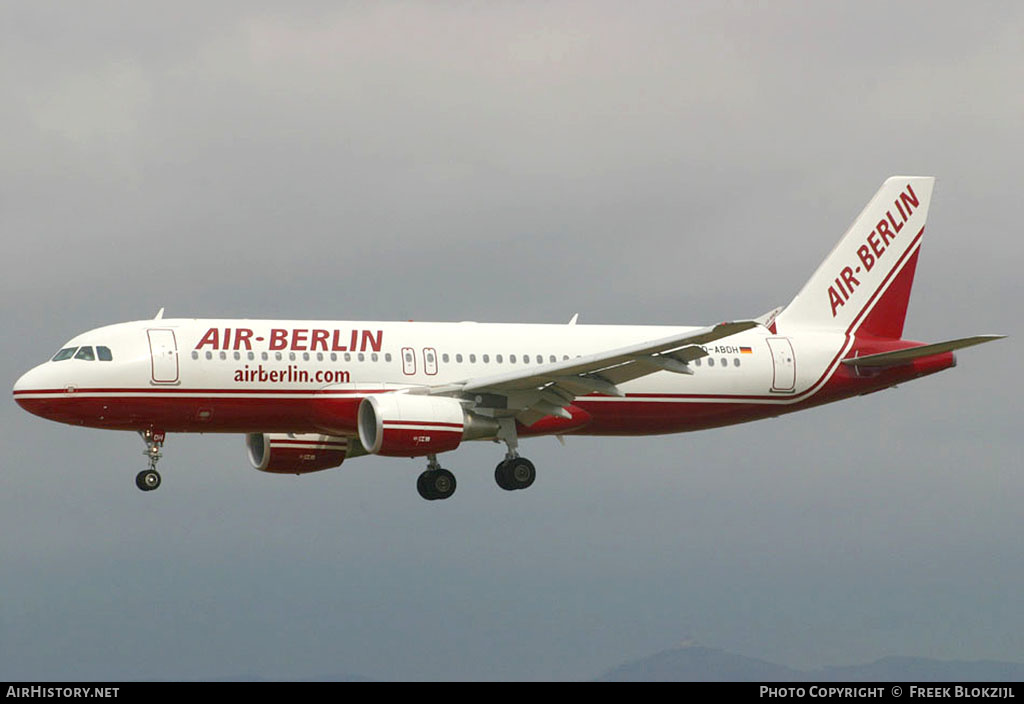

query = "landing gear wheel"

[495,458,536,491]
[135,469,161,492]
[495,461,515,491]
[431,468,456,500]
[417,468,457,501]
[508,457,536,490]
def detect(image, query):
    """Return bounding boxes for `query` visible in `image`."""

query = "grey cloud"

[2,1,1021,681]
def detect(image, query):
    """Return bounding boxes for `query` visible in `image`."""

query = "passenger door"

[766,337,796,393]
[147,329,179,384]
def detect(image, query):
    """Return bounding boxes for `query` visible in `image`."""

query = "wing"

[418,321,759,425]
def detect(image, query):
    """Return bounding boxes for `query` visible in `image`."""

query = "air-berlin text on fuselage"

[194,327,383,352]
[827,183,920,317]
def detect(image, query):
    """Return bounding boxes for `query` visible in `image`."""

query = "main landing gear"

[413,419,539,501]
[417,455,457,501]
[135,429,165,492]
[493,417,536,492]
[495,456,536,491]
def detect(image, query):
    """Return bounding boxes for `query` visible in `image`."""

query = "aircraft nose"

[13,362,70,424]
[13,364,47,409]
[14,366,34,393]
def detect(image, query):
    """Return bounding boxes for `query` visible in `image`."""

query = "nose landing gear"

[135,429,165,492]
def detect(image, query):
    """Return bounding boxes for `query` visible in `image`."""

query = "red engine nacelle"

[358,394,468,457]
[246,433,350,474]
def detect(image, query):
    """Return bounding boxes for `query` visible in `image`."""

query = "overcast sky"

[2,1,1021,681]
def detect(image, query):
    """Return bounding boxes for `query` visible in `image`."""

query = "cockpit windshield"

[51,346,114,362]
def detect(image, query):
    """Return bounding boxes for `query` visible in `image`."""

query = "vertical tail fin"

[775,176,934,338]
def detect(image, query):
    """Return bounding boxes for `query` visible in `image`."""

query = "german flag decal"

[740,347,753,354]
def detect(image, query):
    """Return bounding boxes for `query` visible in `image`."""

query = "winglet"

[568,313,579,325]
[154,307,165,320]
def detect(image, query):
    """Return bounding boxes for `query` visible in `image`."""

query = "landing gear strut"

[417,454,456,501]
[493,417,537,492]
[135,429,165,492]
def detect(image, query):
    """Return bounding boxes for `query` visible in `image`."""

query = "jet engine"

[358,393,497,457]
[246,433,351,474]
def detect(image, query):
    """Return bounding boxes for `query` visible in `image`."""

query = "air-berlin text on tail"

[194,327,383,352]
[827,183,920,317]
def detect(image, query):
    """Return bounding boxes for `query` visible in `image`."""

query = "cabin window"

[720,357,727,367]
[52,347,77,361]
[191,351,199,360]
[74,346,95,361]
[510,355,516,363]
[708,357,715,367]
[523,354,529,364]
[455,354,463,363]
[262,352,269,361]
[316,352,323,361]
[206,351,213,360]
[496,354,503,363]
[372,353,379,362]
[303,352,310,361]
[358,353,365,362]
[549,355,556,363]
[442,353,450,363]
[469,354,476,363]
[97,346,113,361]
[275,352,282,361]
[733,358,740,367]
[482,354,490,363]
[385,353,392,362]
[234,351,241,361]
[345,353,351,362]
[248,352,255,361]
[694,358,701,367]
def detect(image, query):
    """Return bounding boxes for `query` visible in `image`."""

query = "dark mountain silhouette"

[597,643,1024,682]
[598,644,802,682]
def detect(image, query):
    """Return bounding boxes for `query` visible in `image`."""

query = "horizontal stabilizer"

[842,335,1005,368]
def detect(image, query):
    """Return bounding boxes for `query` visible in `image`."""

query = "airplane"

[12,176,1003,500]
